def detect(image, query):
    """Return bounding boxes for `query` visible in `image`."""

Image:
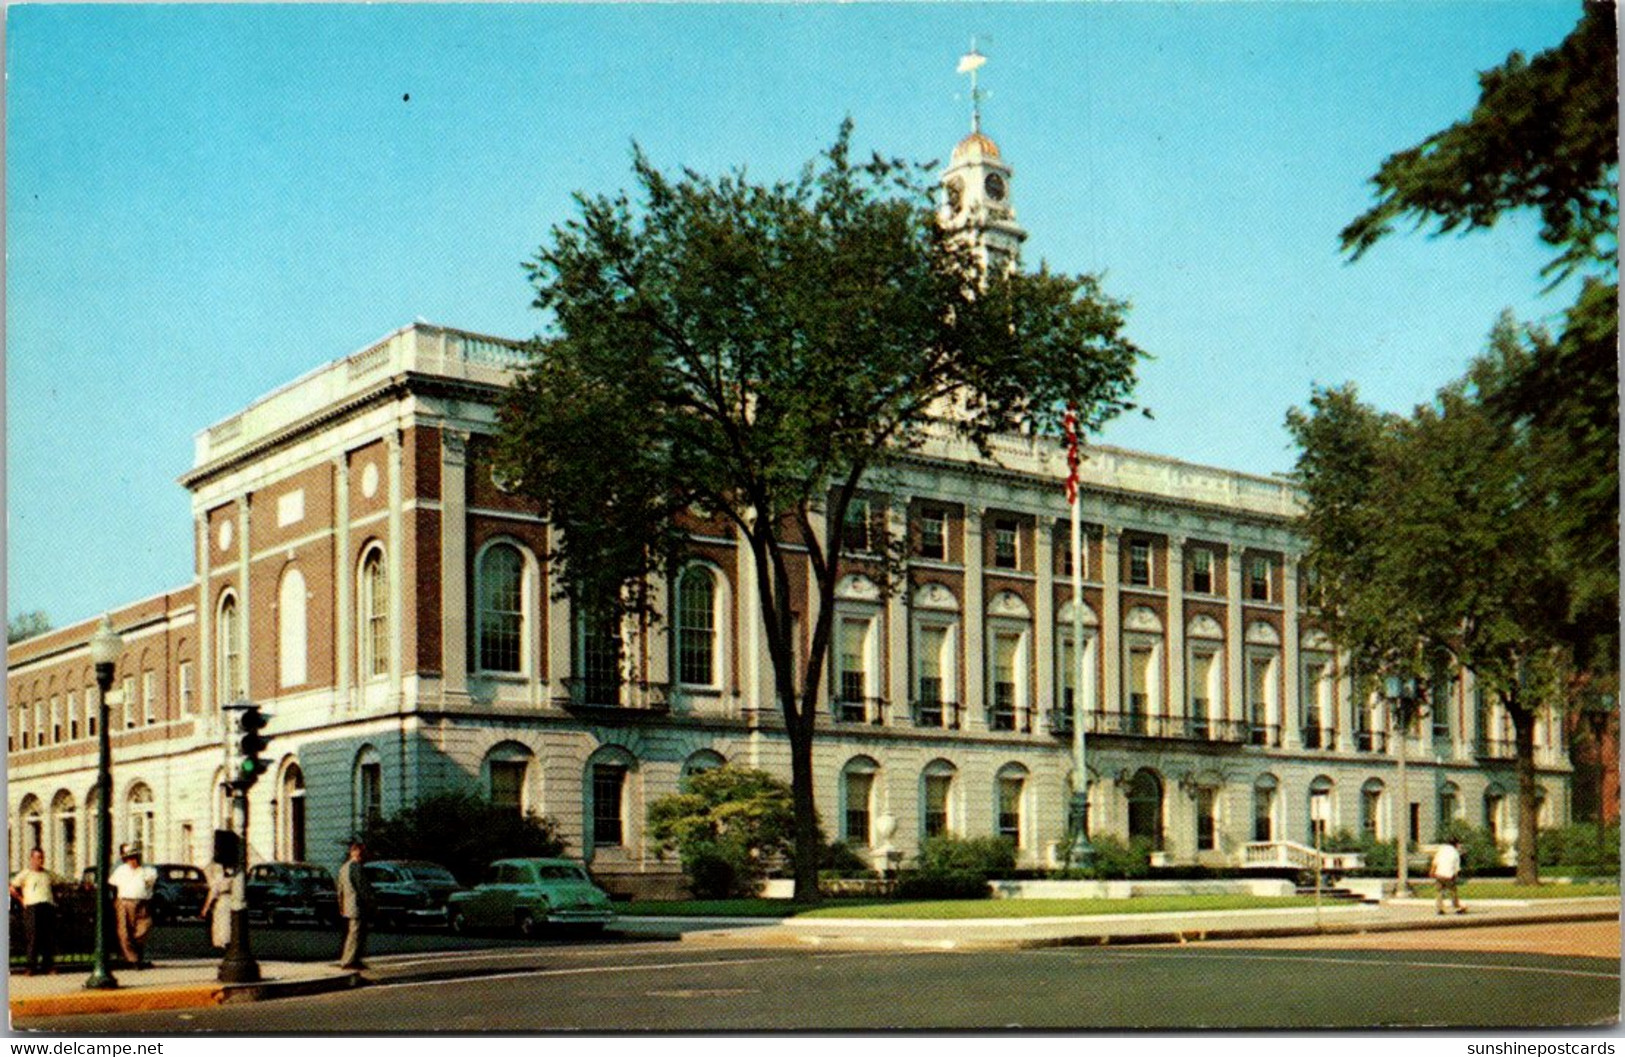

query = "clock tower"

[940,45,1028,272]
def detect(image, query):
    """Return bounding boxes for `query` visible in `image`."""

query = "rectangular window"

[1409,802,1421,845]
[1248,556,1271,601]
[918,509,947,561]
[992,518,1019,569]
[1190,650,1215,734]
[178,663,194,715]
[1361,790,1381,839]
[123,677,136,729]
[1190,549,1213,594]
[842,498,874,554]
[924,774,951,838]
[1058,636,1077,713]
[68,691,79,740]
[837,617,870,721]
[997,777,1023,846]
[916,625,946,725]
[991,632,1019,730]
[844,771,873,845]
[490,761,526,814]
[1197,787,1218,851]
[1302,661,1326,748]
[1128,647,1151,734]
[143,671,156,724]
[580,613,622,706]
[592,764,626,847]
[1129,542,1151,586]
[1254,787,1275,842]
[51,696,61,744]
[1248,656,1274,745]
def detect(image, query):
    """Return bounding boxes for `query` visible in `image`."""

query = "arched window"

[1253,774,1279,842]
[279,763,307,862]
[1127,768,1164,850]
[50,790,77,876]
[476,543,525,674]
[1308,775,1335,842]
[278,565,308,689]
[996,763,1028,848]
[921,759,957,839]
[1438,781,1461,839]
[987,591,1033,733]
[681,749,727,781]
[485,741,535,815]
[1484,786,1507,843]
[841,756,880,846]
[1361,778,1386,840]
[217,592,243,703]
[675,566,718,687]
[126,783,155,855]
[18,796,43,863]
[353,746,383,833]
[585,746,637,854]
[359,545,389,679]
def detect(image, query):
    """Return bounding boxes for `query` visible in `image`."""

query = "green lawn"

[1423,881,1619,900]
[622,895,1321,919]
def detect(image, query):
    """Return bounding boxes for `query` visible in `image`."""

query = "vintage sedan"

[363,859,464,929]
[446,858,615,937]
[245,862,340,928]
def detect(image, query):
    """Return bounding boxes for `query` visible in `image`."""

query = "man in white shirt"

[109,842,159,967]
[9,848,61,974]
[1430,836,1466,915]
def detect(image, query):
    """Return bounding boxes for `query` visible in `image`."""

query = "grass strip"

[622,895,1323,919]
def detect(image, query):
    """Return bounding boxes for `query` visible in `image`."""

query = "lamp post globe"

[85,615,123,990]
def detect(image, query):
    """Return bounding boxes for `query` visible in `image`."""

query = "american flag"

[1063,405,1081,505]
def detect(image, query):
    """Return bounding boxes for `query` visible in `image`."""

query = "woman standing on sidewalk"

[199,862,233,950]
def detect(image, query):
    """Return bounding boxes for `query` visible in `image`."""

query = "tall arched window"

[476,543,525,674]
[217,592,243,703]
[278,566,308,689]
[353,746,383,832]
[996,763,1028,848]
[841,756,880,847]
[50,790,77,877]
[279,763,307,862]
[126,783,155,855]
[359,546,389,679]
[675,566,717,687]
[1253,774,1279,842]
[1127,768,1164,850]
[1361,778,1386,840]
[921,759,957,839]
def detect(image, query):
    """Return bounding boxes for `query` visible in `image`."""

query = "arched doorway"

[279,763,306,862]
[1127,768,1163,850]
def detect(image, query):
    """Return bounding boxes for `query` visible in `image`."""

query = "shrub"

[895,870,989,900]
[1536,822,1619,873]
[358,793,566,885]
[916,835,1016,877]
[646,766,796,899]
[820,839,873,877]
[1085,835,1152,879]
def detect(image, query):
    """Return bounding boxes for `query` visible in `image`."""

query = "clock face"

[945,176,964,213]
[983,171,1007,202]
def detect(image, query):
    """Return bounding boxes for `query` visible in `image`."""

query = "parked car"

[446,858,615,937]
[245,862,339,928]
[150,863,209,922]
[363,859,464,929]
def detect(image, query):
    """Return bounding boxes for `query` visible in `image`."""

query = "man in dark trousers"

[9,847,60,975]
[336,841,374,970]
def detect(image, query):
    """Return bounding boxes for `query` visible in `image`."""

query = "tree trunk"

[787,719,821,904]
[1510,702,1540,886]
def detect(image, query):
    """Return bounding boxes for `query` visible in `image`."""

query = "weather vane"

[957,36,989,134]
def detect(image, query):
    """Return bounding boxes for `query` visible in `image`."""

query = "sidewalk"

[11,897,1616,1019]
[9,959,360,1019]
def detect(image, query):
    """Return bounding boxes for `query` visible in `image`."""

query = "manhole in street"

[646,988,760,998]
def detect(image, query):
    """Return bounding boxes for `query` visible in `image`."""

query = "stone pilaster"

[963,509,985,730]
[1281,556,1301,751]
[1166,535,1185,723]
[1101,526,1121,715]
[439,432,470,705]
[885,504,908,726]
[334,455,352,708]
[1225,543,1243,728]
[386,432,404,692]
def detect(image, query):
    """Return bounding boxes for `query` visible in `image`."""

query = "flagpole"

[1065,407,1093,868]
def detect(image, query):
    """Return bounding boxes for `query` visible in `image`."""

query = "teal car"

[446,857,616,937]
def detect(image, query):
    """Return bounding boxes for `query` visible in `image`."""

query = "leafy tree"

[8,611,51,644]
[1340,3,1618,282]
[496,123,1142,901]
[647,766,797,899]
[357,793,565,886]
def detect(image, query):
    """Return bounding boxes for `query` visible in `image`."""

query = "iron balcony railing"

[556,678,669,713]
[986,704,1035,733]
[912,699,963,730]
[1355,729,1389,753]
[1070,711,1251,743]
[1475,737,1516,760]
[833,696,887,725]
[1249,723,1281,747]
[1300,726,1336,750]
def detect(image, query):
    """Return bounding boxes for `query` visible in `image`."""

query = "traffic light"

[233,705,270,791]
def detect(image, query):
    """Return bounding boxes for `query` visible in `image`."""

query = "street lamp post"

[84,615,123,991]
[1582,692,1615,845]
[1384,674,1421,900]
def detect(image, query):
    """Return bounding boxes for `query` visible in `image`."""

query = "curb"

[11,971,362,1019]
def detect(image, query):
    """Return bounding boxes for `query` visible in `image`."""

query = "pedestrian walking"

[1430,835,1467,915]
[9,848,61,975]
[336,841,373,970]
[199,861,234,950]
[109,842,158,966]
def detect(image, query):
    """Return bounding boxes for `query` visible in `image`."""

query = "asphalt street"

[19,921,1620,1032]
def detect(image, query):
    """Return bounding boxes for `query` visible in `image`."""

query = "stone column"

[1033,518,1055,730]
[1101,526,1121,716]
[1166,535,1185,725]
[963,509,985,730]
[885,504,908,726]
[440,431,470,706]
[1336,650,1356,753]
[386,432,405,693]
[334,456,352,709]
[1281,556,1301,751]
[1225,543,1243,728]
[1462,668,1479,762]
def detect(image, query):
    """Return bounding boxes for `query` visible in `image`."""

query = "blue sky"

[7,2,1584,628]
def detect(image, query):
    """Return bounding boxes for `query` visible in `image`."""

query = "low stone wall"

[990,878,1298,899]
